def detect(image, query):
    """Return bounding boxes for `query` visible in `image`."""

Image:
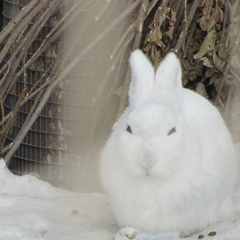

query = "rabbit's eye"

[126,125,132,134]
[168,127,176,136]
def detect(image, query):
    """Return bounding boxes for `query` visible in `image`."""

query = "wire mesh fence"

[2,0,137,191]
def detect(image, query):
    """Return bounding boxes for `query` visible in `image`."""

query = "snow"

[0,160,117,240]
[0,144,240,240]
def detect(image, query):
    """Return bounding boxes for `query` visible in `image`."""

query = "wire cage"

[2,0,136,191]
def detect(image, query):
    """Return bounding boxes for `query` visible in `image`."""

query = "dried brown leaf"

[209,75,222,86]
[194,29,216,59]
[147,33,157,43]
[155,40,164,48]
[218,45,228,60]
[199,14,217,32]
[166,26,174,40]
[216,7,224,22]
[199,57,214,68]
[183,59,203,82]
[150,44,157,61]
[143,42,152,53]
[213,52,226,72]
[156,26,162,40]
[147,26,162,44]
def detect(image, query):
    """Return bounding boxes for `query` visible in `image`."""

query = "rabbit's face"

[115,102,182,180]
[107,50,185,180]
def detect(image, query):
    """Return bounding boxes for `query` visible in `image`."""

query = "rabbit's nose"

[141,161,154,170]
[138,150,156,170]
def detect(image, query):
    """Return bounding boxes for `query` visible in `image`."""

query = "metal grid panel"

[3,0,135,189]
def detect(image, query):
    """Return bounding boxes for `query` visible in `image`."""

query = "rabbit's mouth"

[143,170,161,180]
[142,165,156,177]
[144,170,150,176]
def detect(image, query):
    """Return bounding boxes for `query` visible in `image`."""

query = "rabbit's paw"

[115,227,141,240]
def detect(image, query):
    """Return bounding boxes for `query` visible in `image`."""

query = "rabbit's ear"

[154,52,182,106]
[129,49,154,107]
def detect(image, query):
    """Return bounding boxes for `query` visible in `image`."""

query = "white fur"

[100,49,238,236]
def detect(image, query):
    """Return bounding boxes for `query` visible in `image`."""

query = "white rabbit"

[100,49,238,237]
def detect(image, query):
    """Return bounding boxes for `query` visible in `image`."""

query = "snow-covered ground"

[0,160,117,240]
[1,144,240,240]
